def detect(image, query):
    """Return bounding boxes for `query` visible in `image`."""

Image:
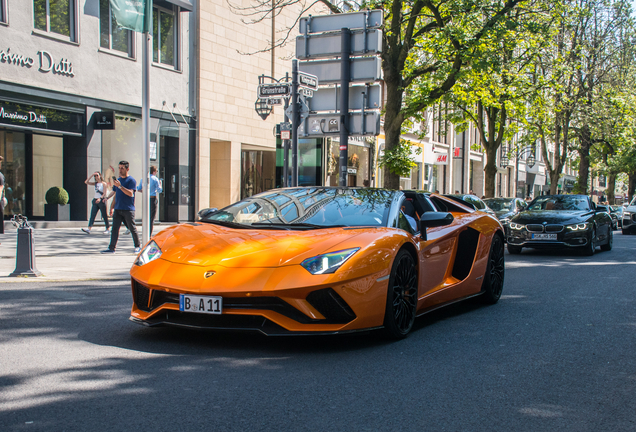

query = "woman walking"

[82,171,110,234]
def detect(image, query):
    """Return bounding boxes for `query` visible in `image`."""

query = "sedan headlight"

[624,211,632,217]
[509,222,525,230]
[566,223,589,231]
[135,240,162,266]
[301,248,359,275]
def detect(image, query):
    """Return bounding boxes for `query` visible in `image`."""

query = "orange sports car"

[129,187,505,338]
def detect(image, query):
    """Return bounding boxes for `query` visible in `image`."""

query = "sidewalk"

[0,224,174,283]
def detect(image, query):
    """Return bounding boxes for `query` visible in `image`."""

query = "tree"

[229,0,528,189]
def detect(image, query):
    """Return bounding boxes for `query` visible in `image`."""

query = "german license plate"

[179,294,222,314]
[531,233,557,240]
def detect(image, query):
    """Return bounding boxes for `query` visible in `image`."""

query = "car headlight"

[301,248,359,275]
[624,211,631,217]
[509,222,525,230]
[500,217,510,224]
[135,240,162,266]
[566,223,589,231]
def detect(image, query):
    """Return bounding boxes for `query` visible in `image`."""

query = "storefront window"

[325,139,369,187]
[33,0,76,41]
[153,6,178,68]
[241,149,275,199]
[102,115,143,210]
[0,131,26,217]
[32,134,63,217]
[99,0,134,56]
[1,0,7,24]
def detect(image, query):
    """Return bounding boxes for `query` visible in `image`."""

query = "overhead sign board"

[298,72,319,90]
[434,152,449,165]
[299,57,382,84]
[257,83,292,98]
[296,29,383,59]
[302,112,381,137]
[299,10,383,34]
[308,84,382,112]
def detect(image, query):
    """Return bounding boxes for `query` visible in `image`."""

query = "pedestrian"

[0,156,5,235]
[81,171,110,234]
[136,165,162,236]
[101,161,141,254]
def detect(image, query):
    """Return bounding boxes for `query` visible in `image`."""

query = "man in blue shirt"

[137,165,163,236]
[101,160,141,254]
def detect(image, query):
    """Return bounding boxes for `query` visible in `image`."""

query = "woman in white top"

[82,171,110,234]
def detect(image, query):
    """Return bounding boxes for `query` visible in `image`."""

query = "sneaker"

[100,249,115,254]
[125,229,131,235]
[81,228,91,234]
[134,247,141,254]
[103,229,110,234]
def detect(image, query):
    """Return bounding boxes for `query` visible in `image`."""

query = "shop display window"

[153,5,179,69]
[0,131,26,218]
[325,139,369,187]
[32,135,63,217]
[99,0,134,57]
[33,0,77,42]
[241,149,275,199]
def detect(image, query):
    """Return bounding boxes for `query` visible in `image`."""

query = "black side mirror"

[198,208,218,219]
[419,212,454,240]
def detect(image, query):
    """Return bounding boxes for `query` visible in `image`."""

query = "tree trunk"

[575,124,592,194]
[483,145,498,198]
[628,173,636,204]
[382,76,403,190]
[607,173,616,205]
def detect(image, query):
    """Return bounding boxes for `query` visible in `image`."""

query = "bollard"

[9,215,42,277]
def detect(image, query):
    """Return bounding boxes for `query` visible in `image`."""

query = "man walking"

[101,161,141,254]
[137,165,162,236]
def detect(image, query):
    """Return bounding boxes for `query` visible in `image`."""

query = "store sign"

[434,152,448,165]
[0,48,75,77]
[0,101,84,136]
[94,111,115,130]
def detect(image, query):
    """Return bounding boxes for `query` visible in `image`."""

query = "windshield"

[483,198,513,211]
[526,196,590,211]
[202,188,394,228]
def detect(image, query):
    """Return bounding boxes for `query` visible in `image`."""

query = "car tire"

[507,244,522,254]
[383,249,418,339]
[622,228,630,235]
[601,228,613,251]
[480,234,505,304]
[583,227,596,256]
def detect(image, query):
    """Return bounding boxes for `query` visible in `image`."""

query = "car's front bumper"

[508,228,590,248]
[622,212,635,231]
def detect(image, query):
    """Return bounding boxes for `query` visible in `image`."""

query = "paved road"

[0,234,635,431]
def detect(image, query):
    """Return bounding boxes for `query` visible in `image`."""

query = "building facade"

[0,0,196,222]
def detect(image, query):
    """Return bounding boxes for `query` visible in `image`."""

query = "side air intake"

[451,228,481,281]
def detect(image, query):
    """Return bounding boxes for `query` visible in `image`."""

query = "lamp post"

[501,144,535,198]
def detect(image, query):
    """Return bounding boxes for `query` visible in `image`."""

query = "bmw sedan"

[621,197,636,234]
[484,197,526,237]
[507,194,613,256]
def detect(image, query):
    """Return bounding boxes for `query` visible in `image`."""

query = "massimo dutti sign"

[0,101,84,136]
[0,48,75,77]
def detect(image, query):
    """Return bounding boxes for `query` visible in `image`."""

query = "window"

[1,0,7,24]
[33,0,77,41]
[99,0,134,57]
[153,5,178,68]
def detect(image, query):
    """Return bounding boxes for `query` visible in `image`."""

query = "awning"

[162,0,193,12]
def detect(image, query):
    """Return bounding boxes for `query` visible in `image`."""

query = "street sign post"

[298,72,319,90]
[257,83,292,98]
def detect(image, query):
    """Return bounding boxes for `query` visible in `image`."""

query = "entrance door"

[159,135,179,221]
[0,130,26,218]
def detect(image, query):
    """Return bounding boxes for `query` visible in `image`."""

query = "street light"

[254,98,272,120]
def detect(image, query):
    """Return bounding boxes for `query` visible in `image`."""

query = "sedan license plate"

[179,294,222,314]
[531,233,557,240]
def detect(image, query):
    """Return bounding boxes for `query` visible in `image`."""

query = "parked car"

[130,187,505,339]
[484,197,526,237]
[608,205,623,230]
[444,194,497,217]
[621,197,636,234]
[507,194,613,255]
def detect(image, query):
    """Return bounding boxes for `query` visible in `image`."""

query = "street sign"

[266,97,283,105]
[434,153,448,165]
[299,57,382,84]
[298,72,319,90]
[281,130,291,140]
[300,88,314,98]
[257,83,292,98]
[308,84,382,112]
[296,29,383,59]
[302,112,381,137]
[299,10,383,34]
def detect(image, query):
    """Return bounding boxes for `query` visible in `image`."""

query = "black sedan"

[484,197,526,237]
[507,194,613,256]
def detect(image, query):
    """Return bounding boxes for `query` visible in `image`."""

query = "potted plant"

[44,187,70,221]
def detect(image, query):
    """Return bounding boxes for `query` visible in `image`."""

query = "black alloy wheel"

[507,244,522,254]
[480,234,505,304]
[601,227,613,251]
[583,227,597,256]
[383,250,418,339]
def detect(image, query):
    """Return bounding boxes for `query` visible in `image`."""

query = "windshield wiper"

[251,222,346,230]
